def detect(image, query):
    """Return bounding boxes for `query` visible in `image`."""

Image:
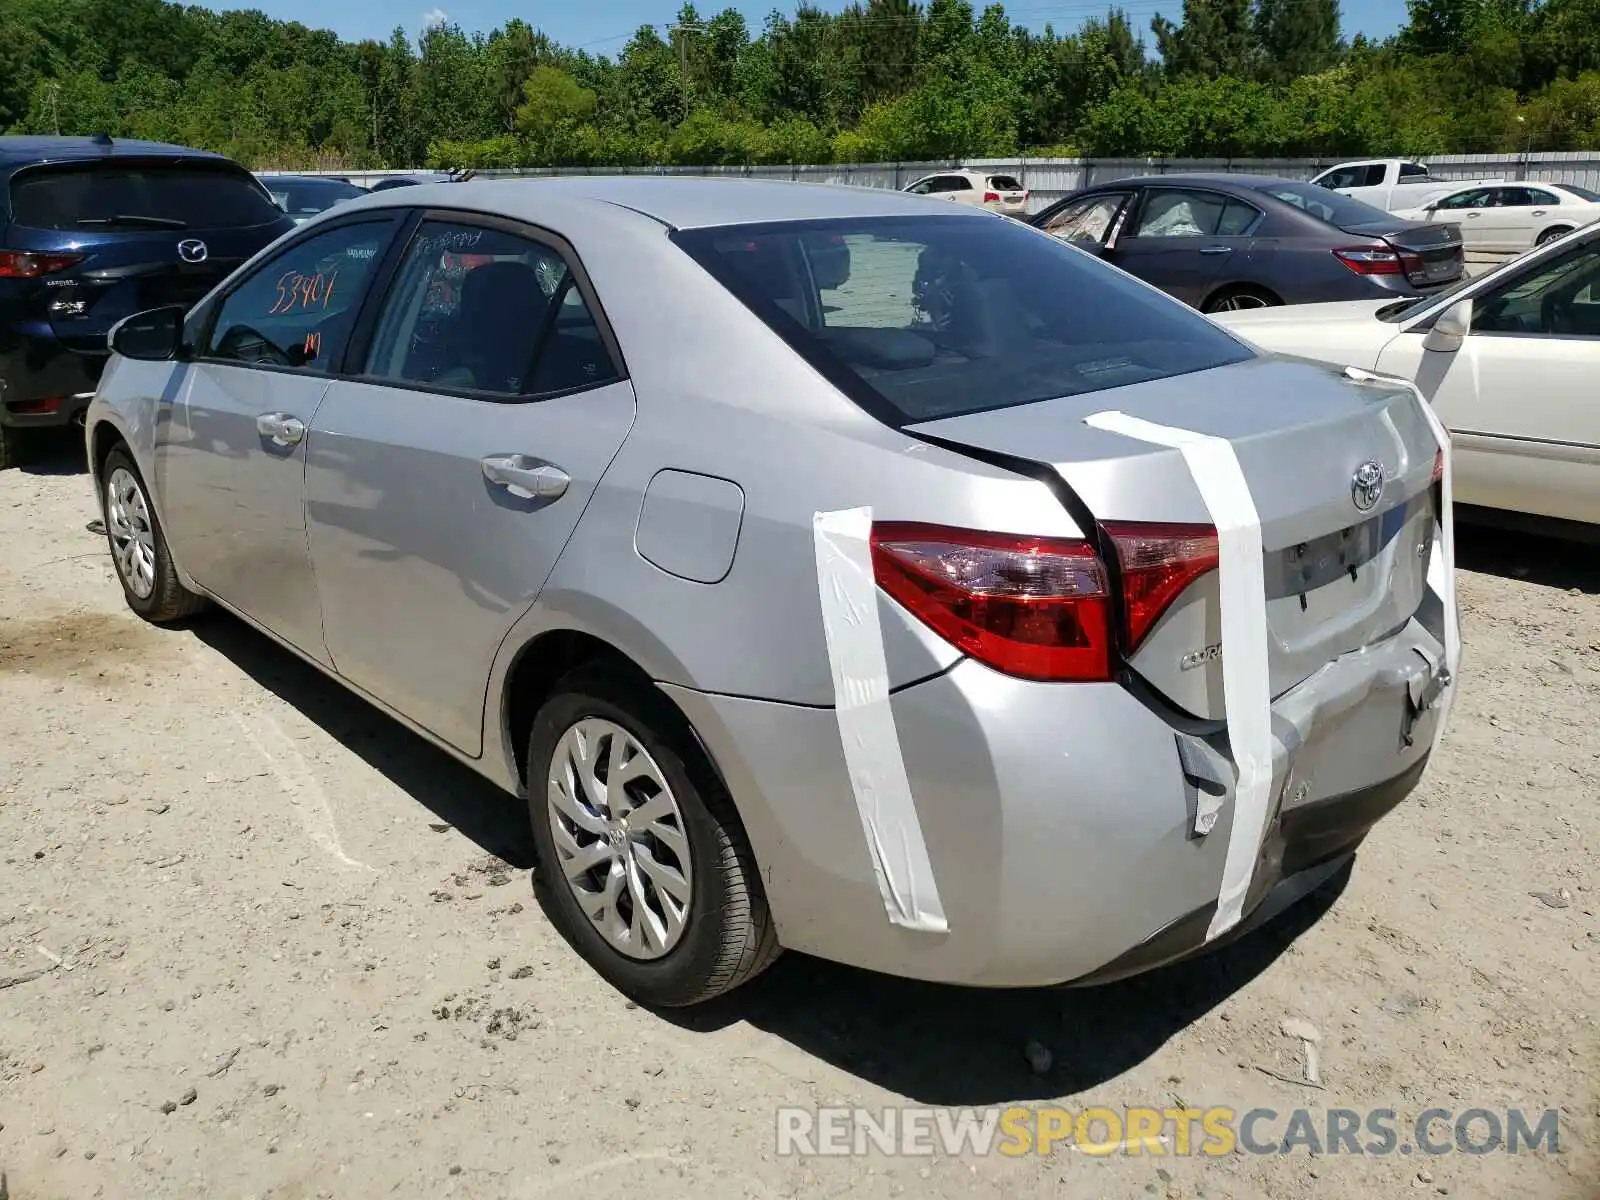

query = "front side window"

[1436,189,1490,211]
[1040,192,1130,244]
[203,220,392,371]
[1315,166,1363,190]
[674,214,1254,426]
[362,220,618,397]
[1473,236,1600,336]
[1134,189,1228,238]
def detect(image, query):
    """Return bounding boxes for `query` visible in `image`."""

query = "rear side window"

[1134,189,1228,238]
[203,221,392,372]
[362,220,619,397]
[9,162,283,231]
[674,215,1254,425]
[1399,162,1431,180]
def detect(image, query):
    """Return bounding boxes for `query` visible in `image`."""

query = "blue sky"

[236,1,1407,54]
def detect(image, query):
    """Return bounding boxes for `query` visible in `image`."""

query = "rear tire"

[0,423,33,471]
[101,446,206,624]
[1536,226,1572,247]
[1202,285,1282,314]
[526,664,780,1007]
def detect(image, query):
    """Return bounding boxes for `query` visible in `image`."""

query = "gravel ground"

[1,441,1595,1200]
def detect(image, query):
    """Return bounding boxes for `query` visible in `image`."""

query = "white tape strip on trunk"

[813,507,949,933]
[1343,366,1462,747]
[1083,411,1274,942]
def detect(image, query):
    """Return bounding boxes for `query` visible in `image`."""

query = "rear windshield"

[268,178,367,217]
[1561,183,1600,203]
[9,162,284,231]
[1253,181,1396,228]
[987,175,1023,191]
[673,215,1254,425]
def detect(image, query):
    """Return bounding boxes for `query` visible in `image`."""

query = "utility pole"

[47,83,60,135]
[668,21,704,119]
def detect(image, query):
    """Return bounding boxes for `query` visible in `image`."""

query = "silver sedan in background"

[86,178,1456,1006]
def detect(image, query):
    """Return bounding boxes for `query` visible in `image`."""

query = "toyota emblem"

[1351,460,1385,512]
[177,239,209,264]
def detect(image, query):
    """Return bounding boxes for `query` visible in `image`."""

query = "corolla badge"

[1351,459,1385,512]
[177,239,209,264]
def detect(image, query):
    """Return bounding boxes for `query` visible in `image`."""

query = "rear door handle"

[481,454,570,501]
[256,412,305,446]
[1531,209,1547,216]
[1199,245,1234,255]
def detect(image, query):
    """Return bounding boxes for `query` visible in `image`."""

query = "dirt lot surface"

[2,442,1596,1200]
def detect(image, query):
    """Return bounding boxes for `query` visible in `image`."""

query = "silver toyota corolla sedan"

[86,177,1459,1008]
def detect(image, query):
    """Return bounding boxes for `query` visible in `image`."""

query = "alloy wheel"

[106,466,157,599]
[545,717,693,961]
[1213,292,1272,311]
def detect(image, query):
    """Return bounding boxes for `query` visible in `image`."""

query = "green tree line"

[2,0,1599,169]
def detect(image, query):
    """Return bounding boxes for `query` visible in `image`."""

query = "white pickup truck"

[1309,159,1504,212]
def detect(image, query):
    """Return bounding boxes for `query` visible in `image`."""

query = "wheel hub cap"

[105,467,157,600]
[546,717,693,961]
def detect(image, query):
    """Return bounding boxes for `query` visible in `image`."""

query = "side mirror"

[109,305,187,362]
[1423,298,1472,352]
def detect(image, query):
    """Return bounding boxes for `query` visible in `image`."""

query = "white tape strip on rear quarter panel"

[813,507,949,933]
[1342,366,1461,747]
[1082,411,1273,942]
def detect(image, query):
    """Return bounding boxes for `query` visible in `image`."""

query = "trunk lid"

[906,356,1439,719]
[1342,218,1464,287]
[6,157,294,353]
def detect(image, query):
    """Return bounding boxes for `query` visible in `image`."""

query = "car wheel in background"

[101,446,207,623]
[1536,226,1572,247]
[0,424,34,471]
[526,663,780,1007]
[1202,285,1282,314]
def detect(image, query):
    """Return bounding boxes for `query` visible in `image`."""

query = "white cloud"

[421,8,447,29]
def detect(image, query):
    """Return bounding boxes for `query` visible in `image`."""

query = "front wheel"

[101,446,206,623]
[526,665,780,1007]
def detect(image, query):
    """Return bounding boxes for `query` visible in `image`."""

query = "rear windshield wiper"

[76,214,189,230]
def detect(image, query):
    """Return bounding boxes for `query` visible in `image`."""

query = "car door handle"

[256,412,305,446]
[481,454,570,501]
[1531,209,1546,217]
[1199,245,1234,255]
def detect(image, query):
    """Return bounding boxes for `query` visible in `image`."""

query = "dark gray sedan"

[1028,173,1465,312]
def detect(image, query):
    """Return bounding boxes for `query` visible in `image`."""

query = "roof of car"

[1085,173,1307,190]
[342,174,987,230]
[0,135,230,166]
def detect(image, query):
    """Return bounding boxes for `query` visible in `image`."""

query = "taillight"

[0,250,84,278]
[1332,247,1403,276]
[870,523,1113,682]
[1102,523,1220,651]
[983,191,1001,204]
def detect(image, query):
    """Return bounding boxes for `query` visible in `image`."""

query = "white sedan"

[1393,182,1600,253]
[1215,223,1600,531]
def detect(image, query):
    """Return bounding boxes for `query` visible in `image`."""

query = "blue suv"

[0,135,295,468]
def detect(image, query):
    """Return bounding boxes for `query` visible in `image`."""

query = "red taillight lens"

[1332,247,1403,276]
[870,523,1113,682]
[983,191,1001,204]
[1103,522,1220,651]
[0,250,84,278]
[6,396,63,415]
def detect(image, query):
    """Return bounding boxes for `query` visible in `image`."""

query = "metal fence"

[264,153,1600,214]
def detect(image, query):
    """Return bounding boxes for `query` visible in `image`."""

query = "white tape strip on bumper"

[813,507,949,933]
[1343,366,1461,747]
[1082,411,1273,942]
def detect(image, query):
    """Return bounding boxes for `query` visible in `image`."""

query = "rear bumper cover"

[0,333,105,427]
[665,615,1445,989]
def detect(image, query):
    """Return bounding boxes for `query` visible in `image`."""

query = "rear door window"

[9,162,284,232]
[674,214,1253,425]
[361,219,619,397]
[1133,189,1228,238]
[202,220,395,372]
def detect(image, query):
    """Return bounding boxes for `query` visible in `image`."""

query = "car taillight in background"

[0,250,84,279]
[1332,247,1404,276]
[870,521,1220,682]
[983,191,1001,204]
